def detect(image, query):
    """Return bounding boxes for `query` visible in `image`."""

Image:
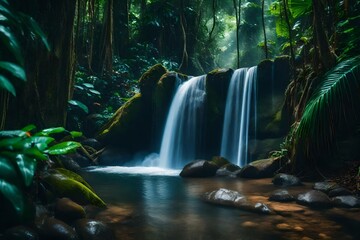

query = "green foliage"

[337,15,360,61]
[296,56,360,159]
[0,126,83,224]
[288,0,312,19]
[0,0,49,96]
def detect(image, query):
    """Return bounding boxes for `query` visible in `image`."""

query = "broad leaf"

[54,168,94,191]
[0,179,24,217]
[82,83,94,88]
[24,148,48,161]
[0,156,20,185]
[0,137,22,150]
[70,131,83,138]
[45,141,81,155]
[0,61,26,81]
[0,74,16,96]
[288,0,312,19]
[36,127,65,136]
[15,154,37,187]
[0,26,23,64]
[21,124,36,132]
[68,100,89,114]
[0,130,26,138]
[13,136,54,151]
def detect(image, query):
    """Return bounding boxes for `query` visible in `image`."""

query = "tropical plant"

[295,56,360,162]
[0,0,49,96]
[0,125,104,226]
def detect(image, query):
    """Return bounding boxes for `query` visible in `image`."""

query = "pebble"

[276,223,292,231]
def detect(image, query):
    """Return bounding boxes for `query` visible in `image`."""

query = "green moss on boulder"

[139,64,167,100]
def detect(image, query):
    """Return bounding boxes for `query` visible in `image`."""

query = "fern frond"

[296,56,360,159]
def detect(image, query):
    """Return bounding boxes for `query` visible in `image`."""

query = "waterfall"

[158,75,206,169]
[220,66,257,167]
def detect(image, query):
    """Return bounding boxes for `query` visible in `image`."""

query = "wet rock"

[81,138,102,150]
[59,155,81,172]
[328,187,353,197]
[40,217,78,240]
[297,190,333,209]
[74,219,115,240]
[4,226,39,240]
[210,156,230,167]
[216,164,240,177]
[180,160,219,178]
[55,198,86,222]
[332,196,360,208]
[97,148,132,166]
[241,221,258,228]
[237,157,285,179]
[313,181,339,193]
[138,64,167,100]
[272,173,302,187]
[67,153,92,168]
[269,189,295,202]
[276,223,292,231]
[203,188,273,214]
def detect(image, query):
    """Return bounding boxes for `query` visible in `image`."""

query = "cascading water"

[158,75,206,169]
[220,66,257,167]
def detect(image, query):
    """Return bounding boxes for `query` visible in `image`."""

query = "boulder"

[203,188,273,214]
[74,219,115,240]
[332,196,360,208]
[59,155,81,173]
[4,226,39,240]
[210,156,230,167]
[40,217,78,240]
[328,187,353,197]
[216,164,241,177]
[67,153,92,168]
[297,190,333,209]
[272,173,302,187]
[97,148,132,166]
[139,64,167,100]
[55,198,86,222]
[179,160,219,178]
[313,181,339,193]
[237,157,285,178]
[81,138,102,151]
[269,189,295,202]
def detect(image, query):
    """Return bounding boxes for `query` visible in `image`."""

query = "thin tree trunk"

[233,0,241,68]
[209,0,216,41]
[261,0,268,59]
[283,0,295,70]
[99,0,113,73]
[179,0,188,72]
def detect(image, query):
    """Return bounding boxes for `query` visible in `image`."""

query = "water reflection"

[83,167,359,240]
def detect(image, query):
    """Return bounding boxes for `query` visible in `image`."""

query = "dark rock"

[332,196,360,208]
[97,148,132,166]
[203,188,273,214]
[74,219,115,240]
[83,114,108,138]
[210,156,230,167]
[297,190,333,209]
[328,187,353,197]
[55,198,86,223]
[40,217,78,240]
[4,226,39,240]
[237,157,285,178]
[216,164,241,177]
[269,189,295,202]
[59,155,81,172]
[180,160,219,178]
[272,173,302,187]
[313,181,339,193]
[67,153,92,168]
[81,138,102,150]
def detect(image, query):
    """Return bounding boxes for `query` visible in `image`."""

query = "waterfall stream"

[220,67,257,167]
[158,75,206,169]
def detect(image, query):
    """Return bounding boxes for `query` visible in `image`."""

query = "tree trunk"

[98,0,114,73]
[5,0,77,128]
[113,0,129,57]
[261,0,268,59]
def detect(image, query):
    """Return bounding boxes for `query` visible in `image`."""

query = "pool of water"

[82,167,360,240]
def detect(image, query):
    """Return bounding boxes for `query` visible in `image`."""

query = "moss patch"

[139,64,167,100]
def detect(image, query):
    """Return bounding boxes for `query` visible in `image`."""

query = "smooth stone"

[237,157,284,178]
[216,164,240,177]
[294,226,304,232]
[81,138,102,150]
[328,187,353,197]
[241,221,258,228]
[318,233,331,239]
[40,217,78,240]
[59,155,81,173]
[4,226,39,240]
[332,195,360,208]
[276,223,292,231]
[269,189,295,202]
[55,198,86,222]
[67,152,92,168]
[297,190,333,208]
[203,188,273,214]
[272,173,302,187]
[270,203,305,213]
[74,219,115,240]
[313,181,339,193]
[180,160,219,178]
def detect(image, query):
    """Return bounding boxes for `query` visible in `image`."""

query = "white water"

[86,166,180,176]
[220,67,257,167]
[158,75,206,169]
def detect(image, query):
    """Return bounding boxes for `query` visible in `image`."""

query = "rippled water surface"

[83,167,360,240]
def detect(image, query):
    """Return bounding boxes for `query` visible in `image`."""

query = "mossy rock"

[139,64,167,100]
[96,93,151,151]
[42,169,106,208]
[204,68,233,157]
[210,156,230,168]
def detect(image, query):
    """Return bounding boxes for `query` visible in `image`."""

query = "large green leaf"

[68,100,89,114]
[45,141,81,155]
[0,179,25,217]
[288,0,312,19]
[13,136,55,151]
[0,74,16,96]
[36,127,65,136]
[24,16,50,51]
[14,154,37,187]
[296,56,360,158]
[24,148,48,161]
[0,137,22,150]
[0,130,26,138]
[0,26,23,64]
[0,156,20,185]
[54,168,94,191]
[0,61,26,81]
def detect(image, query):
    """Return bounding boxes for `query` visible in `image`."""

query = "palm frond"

[296,56,360,159]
